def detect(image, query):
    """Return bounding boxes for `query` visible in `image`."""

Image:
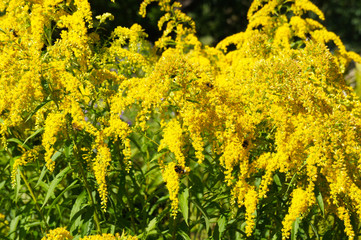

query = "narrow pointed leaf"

[42,166,71,208]
[179,188,189,226]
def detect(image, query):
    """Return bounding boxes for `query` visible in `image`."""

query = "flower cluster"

[42,228,138,240]
[2,0,361,238]
[161,162,180,217]
[111,0,361,237]
[41,227,73,240]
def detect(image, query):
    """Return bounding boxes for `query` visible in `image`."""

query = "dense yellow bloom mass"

[42,228,138,240]
[80,233,138,240]
[43,112,66,172]
[1,0,130,212]
[161,162,180,216]
[158,119,185,166]
[2,0,361,238]
[41,227,73,240]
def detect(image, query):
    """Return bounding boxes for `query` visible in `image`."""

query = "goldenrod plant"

[1,0,361,239]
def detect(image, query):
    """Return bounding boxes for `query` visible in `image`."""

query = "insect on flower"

[174,165,188,174]
[242,140,249,148]
[205,82,214,89]
[10,29,18,37]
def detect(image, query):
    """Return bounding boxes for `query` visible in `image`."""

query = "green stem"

[124,182,136,232]
[116,140,136,232]
[19,170,49,232]
[172,215,177,240]
[69,119,101,234]
[78,163,102,234]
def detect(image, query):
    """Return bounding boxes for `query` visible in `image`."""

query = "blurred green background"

[89,0,361,51]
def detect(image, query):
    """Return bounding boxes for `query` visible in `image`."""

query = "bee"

[205,82,214,89]
[174,165,188,174]
[242,140,249,148]
[10,29,18,37]
[72,122,81,131]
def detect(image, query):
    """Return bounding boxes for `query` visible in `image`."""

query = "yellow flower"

[43,112,66,172]
[96,12,114,25]
[282,188,310,238]
[11,146,42,187]
[42,227,73,240]
[80,232,138,240]
[162,162,180,217]
[244,188,258,236]
[337,207,355,239]
[92,142,112,210]
[158,119,185,167]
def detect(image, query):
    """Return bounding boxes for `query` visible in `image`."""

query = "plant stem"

[172,214,177,240]
[19,170,49,232]
[78,163,102,234]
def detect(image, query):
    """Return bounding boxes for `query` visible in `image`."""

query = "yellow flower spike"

[140,0,195,50]
[96,12,114,25]
[291,0,325,21]
[220,136,249,185]
[158,119,185,167]
[282,188,310,239]
[104,114,131,141]
[162,162,180,217]
[123,138,132,172]
[347,183,361,218]
[289,16,308,39]
[30,3,46,50]
[337,207,355,239]
[92,142,112,210]
[42,227,73,240]
[247,0,277,21]
[43,112,66,172]
[273,24,292,50]
[244,188,258,236]
[80,232,138,240]
[139,0,158,18]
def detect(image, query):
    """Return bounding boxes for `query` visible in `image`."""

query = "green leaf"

[22,128,44,146]
[85,215,94,236]
[70,190,87,221]
[273,173,282,187]
[316,191,325,216]
[63,143,73,158]
[14,169,21,203]
[7,138,30,151]
[192,197,210,233]
[310,222,320,239]
[69,198,90,233]
[179,188,189,226]
[145,217,157,233]
[291,217,300,240]
[46,180,79,214]
[0,180,5,190]
[8,215,20,240]
[323,230,333,240]
[51,151,62,162]
[150,152,166,163]
[217,215,226,235]
[24,221,43,229]
[25,100,50,122]
[35,165,48,188]
[178,229,191,240]
[41,166,71,208]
